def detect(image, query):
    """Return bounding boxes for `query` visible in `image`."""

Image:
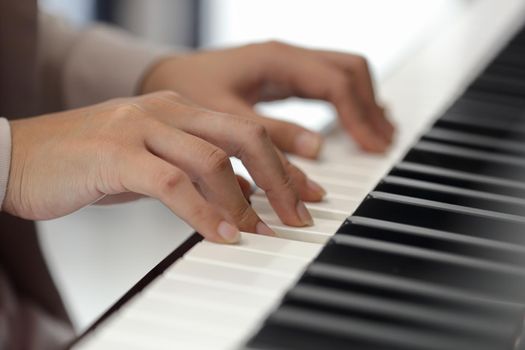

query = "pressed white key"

[258,213,338,244]
[186,241,308,276]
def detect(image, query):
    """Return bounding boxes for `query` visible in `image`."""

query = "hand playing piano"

[4,92,326,243]
[141,41,395,156]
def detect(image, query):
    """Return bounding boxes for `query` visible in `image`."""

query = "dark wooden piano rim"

[66,232,203,349]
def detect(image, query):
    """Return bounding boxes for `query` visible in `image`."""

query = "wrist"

[139,54,179,95]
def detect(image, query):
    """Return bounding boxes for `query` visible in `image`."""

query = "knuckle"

[330,76,352,101]
[246,122,269,142]
[230,202,255,225]
[154,90,181,101]
[281,173,296,191]
[263,40,290,52]
[113,103,143,120]
[157,168,186,195]
[353,55,370,71]
[203,148,231,175]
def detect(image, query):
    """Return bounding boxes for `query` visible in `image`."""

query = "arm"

[37,13,170,111]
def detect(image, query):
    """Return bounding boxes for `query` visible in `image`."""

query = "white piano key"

[308,176,374,197]
[251,194,356,221]
[147,278,276,313]
[185,241,308,276]
[229,231,323,260]
[258,213,339,244]
[77,337,148,350]
[165,259,293,293]
[128,294,253,327]
[89,312,232,350]
[290,156,379,178]
[254,177,371,201]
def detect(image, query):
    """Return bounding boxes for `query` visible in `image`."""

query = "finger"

[146,95,313,227]
[143,120,274,236]
[236,175,253,200]
[308,49,395,141]
[273,146,325,202]
[121,151,240,243]
[262,46,388,152]
[217,95,324,159]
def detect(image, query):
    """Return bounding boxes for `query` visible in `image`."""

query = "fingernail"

[256,221,276,236]
[306,178,326,197]
[217,221,240,243]
[294,131,322,158]
[296,201,313,226]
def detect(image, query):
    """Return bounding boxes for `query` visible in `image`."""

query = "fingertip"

[376,105,396,143]
[306,178,326,198]
[217,220,241,243]
[296,201,313,226]
[256,221,276,236]
[236,175,254,200]
[294,131,323,159]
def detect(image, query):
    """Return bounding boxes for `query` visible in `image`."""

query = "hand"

[141,41,395,158]
[4,91,325,243]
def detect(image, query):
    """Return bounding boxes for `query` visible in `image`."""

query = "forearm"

[0,118,11,211]
[38,13,172,111]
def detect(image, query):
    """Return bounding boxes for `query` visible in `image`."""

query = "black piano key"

[487,63,525,82]
[422,127,525,155]
[495,50,525,70]
[280,284,519,346]
[375,176,525,216]
[404,141,525,181]
[302,262,524,326]
[470,71,525,99]
[434,114,525,140]
[391,162,525,198]
[510,29,525,47]
[462,89,525,109]
[247,305,506,350]
[445,96,525,120]
[315,234,525,303]
[354,192,525,245]
[337,216,525,266]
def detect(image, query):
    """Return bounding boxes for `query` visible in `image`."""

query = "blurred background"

[37,0,472,333]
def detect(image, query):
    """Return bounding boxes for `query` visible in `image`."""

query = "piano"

[72,0,525,349]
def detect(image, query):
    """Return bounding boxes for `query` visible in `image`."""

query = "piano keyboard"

[73,2,525,349]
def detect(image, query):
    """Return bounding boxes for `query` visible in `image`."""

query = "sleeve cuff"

[0,118,12,211]
[62,24,172,109]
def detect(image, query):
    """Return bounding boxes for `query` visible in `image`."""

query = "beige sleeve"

[38,13,172,111]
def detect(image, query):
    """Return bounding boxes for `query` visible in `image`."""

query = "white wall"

[201,0,470,132]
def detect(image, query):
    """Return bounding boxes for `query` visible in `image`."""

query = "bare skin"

[4,42,394,244]
[142,41,394,157]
